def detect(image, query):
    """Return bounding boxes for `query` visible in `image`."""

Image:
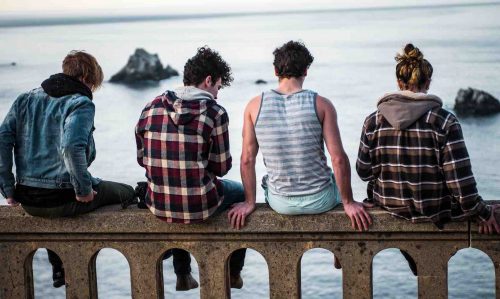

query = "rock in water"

[255,79,267,84]
[454,88,500,116]
[110,48,178,84]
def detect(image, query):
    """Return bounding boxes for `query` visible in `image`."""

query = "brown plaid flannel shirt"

[357,107,491,228]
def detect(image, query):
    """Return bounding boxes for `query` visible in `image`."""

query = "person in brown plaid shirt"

[135,47,246,290]
[356,43,499,274]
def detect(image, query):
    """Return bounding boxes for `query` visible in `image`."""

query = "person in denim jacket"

[0,51,137,288]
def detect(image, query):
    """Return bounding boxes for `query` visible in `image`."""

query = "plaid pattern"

[356,107,491,227]
[135,91,231,223]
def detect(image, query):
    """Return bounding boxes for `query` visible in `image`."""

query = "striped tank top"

[255,89,332,196]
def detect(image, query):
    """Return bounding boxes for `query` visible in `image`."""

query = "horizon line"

[1,1,499,28]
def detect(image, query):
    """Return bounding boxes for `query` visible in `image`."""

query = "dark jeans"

[19,181,136,271]
[169,179,247,276]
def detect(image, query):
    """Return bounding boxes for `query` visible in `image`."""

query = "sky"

[0,0,491,16]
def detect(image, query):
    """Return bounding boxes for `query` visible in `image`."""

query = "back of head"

[395,44,433,91]
[62,50,103,91]
[273,41,314,79]
[183,46,233,88]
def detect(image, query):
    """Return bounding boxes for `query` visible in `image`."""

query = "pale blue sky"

[0,0,486,16]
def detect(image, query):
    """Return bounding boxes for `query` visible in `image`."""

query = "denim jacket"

[0,87,99,198]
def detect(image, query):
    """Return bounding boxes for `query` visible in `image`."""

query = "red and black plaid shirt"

[135,90,232,223]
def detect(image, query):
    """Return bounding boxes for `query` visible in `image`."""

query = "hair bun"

[395,43,424,63]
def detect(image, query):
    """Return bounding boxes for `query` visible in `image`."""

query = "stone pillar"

[123,244,164,299]
[413,243,455,299]
[0,243,35,299]
[470,231,500,299]
[194,244,231,299]
[262,243,302,299]
[57,244,98,299]
[338,242,373,299]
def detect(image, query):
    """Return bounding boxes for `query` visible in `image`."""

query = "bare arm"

[316,95,372,231]
[228,95,261,229]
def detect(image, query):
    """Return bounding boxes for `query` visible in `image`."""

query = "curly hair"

[395,43,433,90]
[183,46,233,88]
[273,41,314,79]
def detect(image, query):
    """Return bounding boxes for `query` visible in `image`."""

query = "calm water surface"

[1,3,499,298]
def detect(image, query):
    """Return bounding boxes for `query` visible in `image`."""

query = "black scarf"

[41,73,93,99]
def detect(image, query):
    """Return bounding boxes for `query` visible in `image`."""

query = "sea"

[1,2,499,298]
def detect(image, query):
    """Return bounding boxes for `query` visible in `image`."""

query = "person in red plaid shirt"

[135,47,246,290]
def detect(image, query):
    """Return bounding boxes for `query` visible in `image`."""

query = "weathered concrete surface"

[0,204,469,234]
[0,203,498,299]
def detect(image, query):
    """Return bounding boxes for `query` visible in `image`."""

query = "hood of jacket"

[41,73,93,99]
[163,86,217,125]
[377,90,443,130]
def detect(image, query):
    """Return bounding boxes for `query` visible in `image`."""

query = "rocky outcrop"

[110,48,178,84]
[454,88,500,116]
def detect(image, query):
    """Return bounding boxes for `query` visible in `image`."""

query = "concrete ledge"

[1,202,499,299]
[0,203,470,234]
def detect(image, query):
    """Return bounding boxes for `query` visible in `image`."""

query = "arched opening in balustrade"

[95,248,132,298]
[448,248,495,298]
[300,248,342,298]
[230,248,269,299]
[372,248,417,298]
[162,248,201,298]
[31,248,66,298]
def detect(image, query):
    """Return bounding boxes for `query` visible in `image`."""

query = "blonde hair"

[62,50,104,91]
[395,44,433,90]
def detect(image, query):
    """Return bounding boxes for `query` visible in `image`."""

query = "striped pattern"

[135,91,231,223]
[255,89,331,196]
[356,107,491,227]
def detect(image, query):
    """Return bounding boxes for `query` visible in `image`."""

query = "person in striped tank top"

[228,41,372,237]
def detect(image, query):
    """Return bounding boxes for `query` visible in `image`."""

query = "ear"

[425,79,431,91]
[274,68,279,77]
[397,80,405,90]
[205,76,212,87]
[303,69,308,77]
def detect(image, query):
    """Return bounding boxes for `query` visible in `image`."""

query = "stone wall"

[0,203,499,299]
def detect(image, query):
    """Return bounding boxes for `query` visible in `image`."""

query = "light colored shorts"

[262,175,341,215]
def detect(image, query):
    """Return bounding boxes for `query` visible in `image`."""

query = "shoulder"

[427,107,460,131]
[315,94,334,109]
[246,95,262,112]
[314,94,336,123]
[364,111,378,125]
[142,95,164,112]
[244,94,263,126]
[66,94,95,113]
[207,102,228,122]
[362,111,378,132]
[13,91,30,104]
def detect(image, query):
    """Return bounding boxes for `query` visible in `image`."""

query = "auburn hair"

[62,50,104,91]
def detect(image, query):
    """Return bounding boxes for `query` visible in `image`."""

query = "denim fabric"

[217,179,247,275]
[216,179,247,213]
[170,179,247,275]
[0,88,98,198]
[263,175,341,215]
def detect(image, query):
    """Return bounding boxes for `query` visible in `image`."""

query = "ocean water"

[1,2,500,298]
